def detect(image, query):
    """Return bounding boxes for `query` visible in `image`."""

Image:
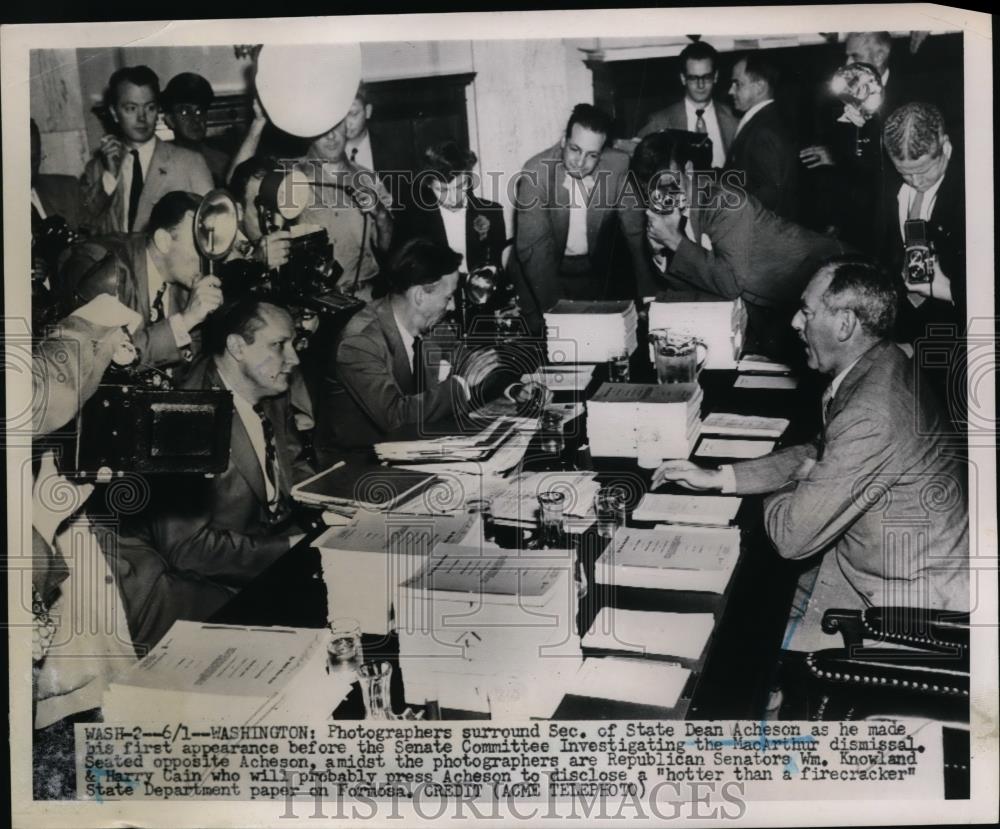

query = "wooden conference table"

[213,358,824,721]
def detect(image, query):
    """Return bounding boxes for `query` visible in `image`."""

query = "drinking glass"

[648,328,708,383]
[594,486,627,538]
[327,618,362,675]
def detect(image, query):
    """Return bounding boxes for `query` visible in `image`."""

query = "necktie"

[252,403,283,515]
[816,387,835,461]
[127,149,143,232]
[350,146,358,163]
[694,108,708,134]
[150,284,167,323]
[411,336,423,390]
[907,188,925,220]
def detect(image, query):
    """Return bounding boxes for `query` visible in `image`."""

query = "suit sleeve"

[187,153,214,196]
[760,406,897,560]
[512,165,560,320]
[79,155,117,235]
[667,207,750,300]
[731,443,816,495]
[743,130,794,215]
[335,332,461,434]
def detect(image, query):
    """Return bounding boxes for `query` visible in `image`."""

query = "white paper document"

[701,412,790,438]
[737,354,793,373]
[633,493,742,526]
[695,437,776,459]
[734,374,799,390]
[567,657,691,708]
[583,609,715,661]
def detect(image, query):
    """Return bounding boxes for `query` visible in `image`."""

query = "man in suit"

[635,132,844,358]
[116,299,312,651]
[882,102,965,340]
[510,104,645,333]
[314,238,543,465]
[161,72,231,187]
[654,257,968,651]
[80,65,213,235]
[68,191,224,371]
[343,84,381,174]
[727,52,798,218]
[637,40,738,169]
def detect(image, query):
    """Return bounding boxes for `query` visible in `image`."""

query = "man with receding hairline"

[654,257,968,650]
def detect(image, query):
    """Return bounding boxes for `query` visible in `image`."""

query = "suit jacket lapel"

[204,361,269,506]
[551,154,570,256]
[130,235,152,319]
[138,139,167,225]
[376,299,416,393]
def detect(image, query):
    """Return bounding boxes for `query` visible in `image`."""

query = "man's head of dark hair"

[386,238,463,295]
[162,72,214,111]
[422,141,477,183]
[148,191,202,236]
[106,65,161,108]
[203,296,275,355]
[230,155,281,204]
[631,130,712,183]
[679,40,719,70]
[739,52,780,95]
[565,103,613,141]
[818,256,898,338]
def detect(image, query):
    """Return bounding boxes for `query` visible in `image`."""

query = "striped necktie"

[694,108,708,134]
[252,403,283,515]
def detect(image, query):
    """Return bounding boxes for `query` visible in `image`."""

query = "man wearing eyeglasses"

[80,65,213,235]
[637,41,737,170]
[162,72,231,187]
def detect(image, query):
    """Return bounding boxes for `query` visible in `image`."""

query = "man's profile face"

[240,304,300,398]
[166,101,208,144]
[728,60,760,114]
[791,270,842,374]
[162,211,202,287]
[112,82,158,145]
[681,58,717,104]
[310,120,348,162]
[242,173,266,242]
[343,97,371,142]
[417,270,459,332]
[562,124,606,179]
[430,175,469,211]
[890,139,951,193]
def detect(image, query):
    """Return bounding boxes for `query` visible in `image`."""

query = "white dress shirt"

[102,136,157,228]
[31,187,47,219]
[684,98,727,168]
[217,369,275,504]
[734,99,774,139]
[896,173,946,237]
[563,173,594,257]
[145,249,191,347]
[346,132,374,171]
[439,204,468,270]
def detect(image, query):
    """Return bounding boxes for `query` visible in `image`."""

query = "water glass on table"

[649,328,708,383]
[594,486,627,538]
[327,617,362,675]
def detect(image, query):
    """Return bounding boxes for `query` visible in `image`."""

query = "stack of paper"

[701,412,789,438]
[521,365,595,393]
[694,437,775,459]
[632,493,742,526]
[490,471,601,528]
[398,544,582,716]
[582,609,714,662]
[103,622,348,725]
[544,300,638,363]
[565,657,691,709]
[291,462,438,515]
[587,382,703,459]
[648,298,747,369]
[312,510,476,635]
[595,525,741,594]
[737,353,793,374]
[375,418,518,463]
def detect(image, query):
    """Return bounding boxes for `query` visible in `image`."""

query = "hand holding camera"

[645,207,685,252]
[256,229,293,270]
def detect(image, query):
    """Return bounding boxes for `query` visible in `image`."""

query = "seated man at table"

[116,298,312,650]
[314,238,544,465]
[652,256,968,652]
[632,131,845,359]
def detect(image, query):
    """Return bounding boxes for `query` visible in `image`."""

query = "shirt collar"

[881,68,890,87]
[737,98,774,131]
[215,360,255,410]
[131,136,157,165]
[827,353,864,402]
[685,97,714,115]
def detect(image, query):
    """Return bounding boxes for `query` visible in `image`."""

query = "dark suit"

[726,101,798,219]
[731,341,968,651]
[394,189,507,271]
[115,358,313,651]
[314,298,470,463]
[508,143,645,332]
[80,137,213,234]
[33,175,85,231]
[67,232,195,370]
[638,98,738,161]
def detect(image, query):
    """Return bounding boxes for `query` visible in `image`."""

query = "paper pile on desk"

[701,412,789,438]
[103,622,347,725]
[648,298,746,369]
[291,462,438,514]
[587,382,702,459]
[521,364,595,393]
[632,493,742,526]
[375,417,519,463]
[545,300,638,363]
[490,470,600,530]
[566,657,691,709]
[398,544,582,717]
[583,609,714,662]
[595,525,740,594]
[313,510,476,635]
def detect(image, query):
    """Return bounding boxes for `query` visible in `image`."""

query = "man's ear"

[225,332,247,361]
[164,111,177,131]
[364,103,373,121]
[684,160,695,176]
[941,135,953,161]
[151,227,173,255]
[678,72,687,87]
[837,309,859,342]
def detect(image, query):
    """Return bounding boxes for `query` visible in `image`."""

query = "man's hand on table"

[652,459,724,491]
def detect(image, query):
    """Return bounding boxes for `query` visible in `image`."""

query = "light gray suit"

[638,98,739,155]
[732,340,969,651]
[79,137,213,234]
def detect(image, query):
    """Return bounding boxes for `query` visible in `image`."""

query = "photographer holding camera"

[882,102,965,342]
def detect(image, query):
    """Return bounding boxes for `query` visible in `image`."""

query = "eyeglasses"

[174,104,205,117]
[684,73,715,85]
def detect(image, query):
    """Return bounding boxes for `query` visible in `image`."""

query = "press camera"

[903,218,935,284]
